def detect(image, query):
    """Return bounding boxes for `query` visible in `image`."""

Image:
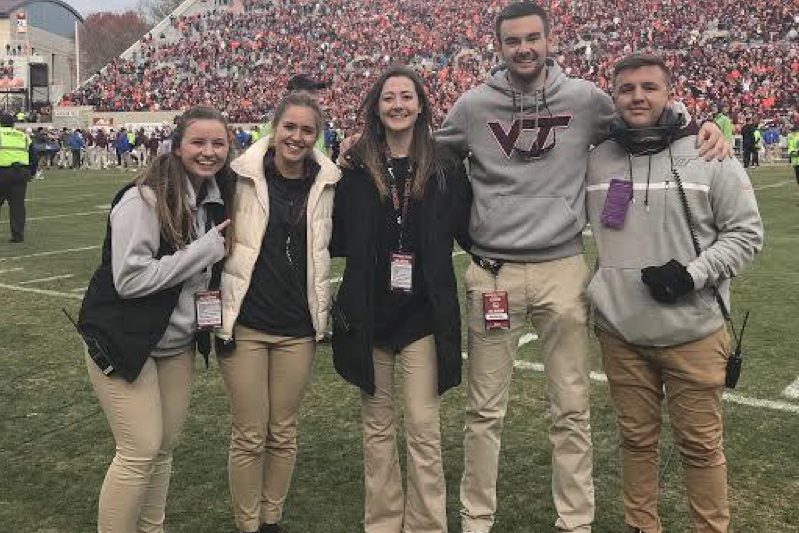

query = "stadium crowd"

[62,0,799,132]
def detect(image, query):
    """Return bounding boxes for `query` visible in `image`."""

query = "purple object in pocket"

[600,178,633,229]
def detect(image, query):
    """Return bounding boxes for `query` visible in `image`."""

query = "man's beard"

[508,55,545,84]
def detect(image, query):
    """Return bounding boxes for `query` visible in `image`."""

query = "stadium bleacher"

[61,0,799,132]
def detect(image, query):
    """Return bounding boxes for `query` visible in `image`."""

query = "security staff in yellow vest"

[0,113,33,243]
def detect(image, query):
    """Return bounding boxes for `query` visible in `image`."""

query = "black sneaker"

[8,236,23,243]
[259,524,284,533]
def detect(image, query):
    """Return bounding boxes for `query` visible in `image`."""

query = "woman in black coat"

[330,66,472,533]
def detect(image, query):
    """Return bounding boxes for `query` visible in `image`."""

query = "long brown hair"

[135,106,233,249]
[352,66,441,200]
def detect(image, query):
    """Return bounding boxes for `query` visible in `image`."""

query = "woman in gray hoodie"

[78,105,233,533]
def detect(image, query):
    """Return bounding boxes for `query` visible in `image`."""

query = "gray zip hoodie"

[437,60,614,261]
[585,136,763,346]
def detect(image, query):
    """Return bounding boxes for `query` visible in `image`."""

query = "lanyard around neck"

[386,160,413,250]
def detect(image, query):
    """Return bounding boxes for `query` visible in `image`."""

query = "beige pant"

[86,349,194,533]
[362,335,446,533]
[219,325,315,532]
[597,328,731,533]
[460,255,594,533]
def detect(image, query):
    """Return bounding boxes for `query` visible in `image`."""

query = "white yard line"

[781,375,799,400]
[754,180,793,191]
[70,287,87,293]
[27,178,128,191]
[518,332,538,344]
[19,274,74,285]
[0,245,99,262]
[23,210,107,222]
[0,282,82,300]
[26,192,108,203]
[724,393,799,414]
[462,334,797,415]
[0,267,23,275]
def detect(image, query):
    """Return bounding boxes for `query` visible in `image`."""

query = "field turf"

[1,165,797,533]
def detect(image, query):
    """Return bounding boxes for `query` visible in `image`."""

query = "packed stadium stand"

[61,0,799,132]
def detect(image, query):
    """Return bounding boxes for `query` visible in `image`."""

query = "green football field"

[1,166,797,533]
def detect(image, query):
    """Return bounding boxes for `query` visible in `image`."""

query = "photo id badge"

[483,291,510,330]
[195,290,223,330]
[389,252,414,293]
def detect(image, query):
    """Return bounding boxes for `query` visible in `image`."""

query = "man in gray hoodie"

[585,54,762,533]
[435,3,727,533]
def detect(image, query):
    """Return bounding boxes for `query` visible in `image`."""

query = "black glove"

[641,259,694,304]
[214,336,236,356]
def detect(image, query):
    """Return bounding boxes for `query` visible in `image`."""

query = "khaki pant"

[86,349,194,533]
[219,325,315,532]
[597,328,731,533]
[764,144,779,163]
[460,255,594,533]
[362,335,446,533]
[88,146,111,169]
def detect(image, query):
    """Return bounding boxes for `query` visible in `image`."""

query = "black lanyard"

[386,160,413,250]
[284,193,309,269]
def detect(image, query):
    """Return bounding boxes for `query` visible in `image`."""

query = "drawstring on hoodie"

[510,85,543,126]
[626,154,635,204]
[626,154,654,210]
[645,156,652,210]
[508,70,546,130]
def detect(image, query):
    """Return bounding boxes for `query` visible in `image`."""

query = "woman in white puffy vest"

[215,91,341,533]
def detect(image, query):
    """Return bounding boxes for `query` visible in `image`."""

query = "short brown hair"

[495,2,550,40]
[613,53,672,87]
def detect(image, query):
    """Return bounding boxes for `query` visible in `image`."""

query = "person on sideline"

[0,113,35,243]
[330,66,472,533]
[712,106,733,145]
[585,53,763,533]
[434,3,728,532]
[215,91,341,533]
[115,127,132,169]
[67,128,86,169]
[741,117,759,168]
[76,105,233,533]
[258,74,329,154]
[786,124,799,188]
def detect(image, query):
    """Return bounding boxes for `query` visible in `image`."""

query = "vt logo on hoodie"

[487,114,572,158]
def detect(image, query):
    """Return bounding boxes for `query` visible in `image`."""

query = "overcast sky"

[69,0,143,17]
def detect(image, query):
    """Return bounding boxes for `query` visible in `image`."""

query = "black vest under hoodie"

[78,182,225,382]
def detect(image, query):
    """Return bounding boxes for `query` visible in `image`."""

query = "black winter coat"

[330,154,472,395]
